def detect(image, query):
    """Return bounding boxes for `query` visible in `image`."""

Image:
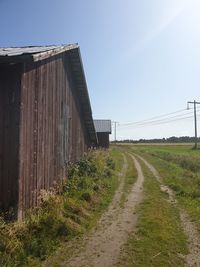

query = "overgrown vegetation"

[0,149,119,267]
[117,159,188,267]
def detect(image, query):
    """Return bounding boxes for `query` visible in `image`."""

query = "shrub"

[106,157,115,170]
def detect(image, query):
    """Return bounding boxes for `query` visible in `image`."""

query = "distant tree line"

[111,136,200,144]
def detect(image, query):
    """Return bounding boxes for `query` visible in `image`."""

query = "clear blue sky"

[1,0,200,140]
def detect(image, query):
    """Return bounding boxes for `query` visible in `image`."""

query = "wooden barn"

[0,44,97,219]
[94,120,112,148]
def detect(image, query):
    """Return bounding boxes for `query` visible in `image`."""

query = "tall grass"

[147,150,200,172]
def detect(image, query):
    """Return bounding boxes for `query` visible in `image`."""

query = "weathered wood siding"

[0,64,21,214]
[97,132,110,148]
[18,53,89,218]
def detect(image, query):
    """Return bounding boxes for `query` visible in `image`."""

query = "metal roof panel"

[94,120,112,133]
[0,44,78,59]
[0,46,58,56]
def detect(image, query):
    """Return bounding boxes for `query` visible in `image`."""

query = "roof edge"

[68,47,98,144]
[0,44,79,63]
[32,44,79,62]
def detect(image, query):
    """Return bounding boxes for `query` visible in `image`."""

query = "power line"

[120,108,187,126]
[118,113,199,129]
[119,107,200,127]
[119,111,196,128]
[137,114,194,127]
[118,114,197,130]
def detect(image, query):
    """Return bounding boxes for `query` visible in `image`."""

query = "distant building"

[0,44,97,218]
[94,120,112,148]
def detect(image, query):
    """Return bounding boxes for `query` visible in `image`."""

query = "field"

[131,144,200,227]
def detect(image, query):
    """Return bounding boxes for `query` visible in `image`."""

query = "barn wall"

[18,53,90,218]
[0,64,21,216]
[97,133,110,148]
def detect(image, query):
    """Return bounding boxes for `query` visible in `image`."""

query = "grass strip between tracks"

[120,153,137,207]
[117,157,188,267]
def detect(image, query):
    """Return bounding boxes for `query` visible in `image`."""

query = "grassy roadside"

[0,149,123,267]
[117,158,188,267]
[85,148,124,230]
[109,146,124,172]
[135,146,200,232]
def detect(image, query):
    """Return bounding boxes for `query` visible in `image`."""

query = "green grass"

[136,146,200,172]
[131,144,200,233]
[0,149,123,267]
[120,153,137,207]
[134,143,200,155]
[84,148,123,230]
[110,145,138,206]
[117,159,188,267]
[109,146,124,172]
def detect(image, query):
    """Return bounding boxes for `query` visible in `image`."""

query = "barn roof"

[0,44,97,144]
[0,44,78,61]
[94,120,112,134]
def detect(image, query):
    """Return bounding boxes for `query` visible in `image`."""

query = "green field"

[130,143,200,228]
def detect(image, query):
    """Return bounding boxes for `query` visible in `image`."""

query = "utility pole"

[187,100,200,149]
[112,121,119,142]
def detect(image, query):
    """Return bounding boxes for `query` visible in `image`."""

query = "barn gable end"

[94,120,112,148]
[0,44,97,219]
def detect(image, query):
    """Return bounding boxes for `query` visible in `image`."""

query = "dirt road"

[44,151,200,267]
[55,154,144,267]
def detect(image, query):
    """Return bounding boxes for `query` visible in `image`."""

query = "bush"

[106,157,115,170]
